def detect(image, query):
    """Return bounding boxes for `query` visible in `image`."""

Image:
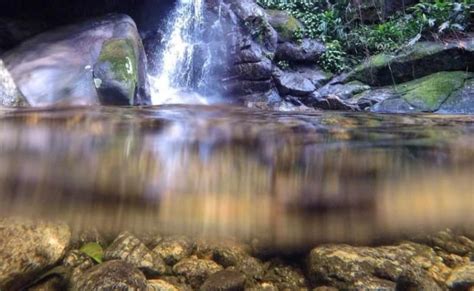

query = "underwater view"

[0,0,473,290]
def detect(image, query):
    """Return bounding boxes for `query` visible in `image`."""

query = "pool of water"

[0,105,473,248]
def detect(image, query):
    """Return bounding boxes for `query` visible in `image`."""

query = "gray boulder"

[0,218,71,290]
[276,38,326,63]
[274,70,316,97]
[438,78,474,114]
[71,260,147,290]
[3,14,150,107]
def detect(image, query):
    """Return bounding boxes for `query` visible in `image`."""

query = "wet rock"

[147,279,181,291]
[262,260,308,290]
[228,0,278,53]
[93,39,139,105]
[294,65,333,89]
[438,78,474,114]
[371,71,472,113]
[172,257,223,289]
[371,96,417,113]
[446,264,474,290]
[274,70,316,97]
[248,282,278,290]
[265,9,303,42]
[0,218,71,290]
[310,93,361,111]
[350,87,399,110]
[396,267,444,290]
[63,250,95,283]
[348,37,474,86]
[308,243,450,290]
[2,14,150,107]
[71,260,147,290]
[420,229,474,258]
[28,276,65,291]
[313,287,338,291]
[104,232,167,276]
[224,79,273,97]
[316,80,370,100]
[200,270,246,291]
[276,39,326,63]
[233,57,273,81]
[153,236,194,266]
[195,239,265,282]
[0,59,27,107]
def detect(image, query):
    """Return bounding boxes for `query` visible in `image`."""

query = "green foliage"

[409,0,470,34]
[257,0,472,73]
[318,40,348,73]
[80,242,104,264]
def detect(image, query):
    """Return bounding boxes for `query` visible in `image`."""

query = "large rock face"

[209,0,279,103]
[0,59,28,106]
[0,218,71,290]
[3,14,150,107]
[371,71,473,113]
[348,38,474,86]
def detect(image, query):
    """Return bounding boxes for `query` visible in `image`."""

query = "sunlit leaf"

[80,242,104,264]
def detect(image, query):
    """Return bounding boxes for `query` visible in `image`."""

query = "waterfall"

[149,0,218,105]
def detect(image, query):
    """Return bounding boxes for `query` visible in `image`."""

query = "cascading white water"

[149,0,211,105]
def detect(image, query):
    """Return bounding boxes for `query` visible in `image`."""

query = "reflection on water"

[0,105,473,247]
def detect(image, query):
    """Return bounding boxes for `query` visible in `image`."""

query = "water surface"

[0,105,473,247]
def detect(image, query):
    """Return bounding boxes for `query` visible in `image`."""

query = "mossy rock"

[349,38,474,86]
[265,9,303,42]
[371,71,473,113]
[93,38,138,105]
[396,71,471,112]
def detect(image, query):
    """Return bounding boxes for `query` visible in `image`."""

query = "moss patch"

[396,71,471,112]
[98,39,137,85]
[265,9,303,41]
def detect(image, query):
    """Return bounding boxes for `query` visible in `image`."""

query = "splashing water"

[149,0,213,105]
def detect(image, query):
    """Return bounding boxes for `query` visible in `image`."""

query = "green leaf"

[80,242,104,264]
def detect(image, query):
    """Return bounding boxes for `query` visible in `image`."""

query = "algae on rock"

[94,38,138,105]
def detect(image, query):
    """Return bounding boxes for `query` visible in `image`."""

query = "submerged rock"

[200,270,246,291]
[262,260,308,290]
[147,279,182,291]
[0,218,71,290]
[0,59,27,106]
[308,243,451,290]
[71,260,147,290]
[153,236,194,266]
[104,232,167,276]
[446,264,474,290]
[172,257,223,288]
[3,14,150,107]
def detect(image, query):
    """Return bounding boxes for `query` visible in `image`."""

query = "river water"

[0,105,472,248]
